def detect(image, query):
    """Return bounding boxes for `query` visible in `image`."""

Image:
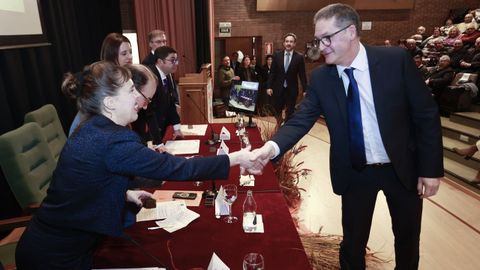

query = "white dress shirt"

[269,44,390,164]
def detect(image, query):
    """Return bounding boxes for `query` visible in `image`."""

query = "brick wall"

[214,0,478,75]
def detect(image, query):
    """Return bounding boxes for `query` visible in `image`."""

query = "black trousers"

[339,165,423,270]
[273,86,298,122]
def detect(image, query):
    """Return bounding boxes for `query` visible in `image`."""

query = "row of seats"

[0,104,66,268]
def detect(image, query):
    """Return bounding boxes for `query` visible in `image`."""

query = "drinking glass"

[243,253,264,270]
[223,184,238,223]
[193,180,202,186]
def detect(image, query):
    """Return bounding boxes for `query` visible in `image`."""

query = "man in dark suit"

[251,4,443,270]
[134,46,183,144]
[141,29,167,66]
[266,33,307,122]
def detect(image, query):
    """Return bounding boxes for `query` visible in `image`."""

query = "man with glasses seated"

[250,3,442,269]
[137,46,183,144]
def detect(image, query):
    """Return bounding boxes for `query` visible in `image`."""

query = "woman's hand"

[126,190,153,207]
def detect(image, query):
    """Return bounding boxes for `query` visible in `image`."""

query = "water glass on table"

[243,253,264,270]
[223,184,238,223]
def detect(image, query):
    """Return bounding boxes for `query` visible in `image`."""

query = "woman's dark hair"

[100,33,131,65]
[62,61,131,117]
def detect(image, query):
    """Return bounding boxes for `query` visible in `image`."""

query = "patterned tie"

[162,78,169,93]
[284,52,291,87]
[345,68,366,171]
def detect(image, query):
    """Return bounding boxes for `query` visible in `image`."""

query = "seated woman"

[15,61,259,269]
[69,32,133,135]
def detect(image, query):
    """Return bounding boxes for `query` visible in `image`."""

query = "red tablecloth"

[93,124,311,269]
[93,193,310,270]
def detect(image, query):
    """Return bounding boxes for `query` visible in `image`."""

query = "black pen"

[253,214,257,225]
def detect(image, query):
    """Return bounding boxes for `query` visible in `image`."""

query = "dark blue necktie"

[345,68,366,171]
[162,78,169,93]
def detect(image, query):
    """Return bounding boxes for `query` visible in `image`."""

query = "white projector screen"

[0,0,49,49]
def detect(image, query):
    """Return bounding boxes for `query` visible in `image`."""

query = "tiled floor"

[241,116,480,270]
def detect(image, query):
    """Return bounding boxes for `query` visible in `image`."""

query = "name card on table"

[216,140,229,155]
[215,186,230,217]
[207,252,230,270]
[219,126,230,141]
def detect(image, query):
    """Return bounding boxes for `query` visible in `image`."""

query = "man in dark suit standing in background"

[266,33,307,122]
[141,30,167,66]
[251,3,443,270]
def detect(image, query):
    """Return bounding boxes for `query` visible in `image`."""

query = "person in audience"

[142,29,167,66]
[459,37,480,72]
[420,27,441,48]
[250,4,442,269]
[440,18,454,36]
[259,54,274,115]
[217,55,240,106]
[250,55,263,82]
[443,26,462,47]
[411,34,424,47]
[414,55,429,79]
[69,33,132,135]
[460,23,480,48]
[15,61,260,269]
[384,39,392,47]
[237,55,257,82]
[457,13,478,34]
[397,39,407,49]
[230,51,241,74]
[422,38,452,66]
[406,38,422,57]
[448,39,468,71]
[425,55,455,101]
[453,140,480,159]
[143,46,183,143]
[266,32,307,123]
[416,25,428,40]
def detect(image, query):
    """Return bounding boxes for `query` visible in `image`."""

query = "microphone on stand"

[185,93,219,202]
[185,93,220,145]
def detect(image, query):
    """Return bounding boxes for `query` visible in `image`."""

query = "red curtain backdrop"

[134,0,196,78]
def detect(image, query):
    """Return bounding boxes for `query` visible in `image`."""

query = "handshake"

[227,143,277,175]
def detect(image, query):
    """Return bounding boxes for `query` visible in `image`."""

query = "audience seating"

[439,73,479,113]
[24,104,67,161]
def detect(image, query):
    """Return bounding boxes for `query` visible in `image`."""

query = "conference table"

[93,124,311,269]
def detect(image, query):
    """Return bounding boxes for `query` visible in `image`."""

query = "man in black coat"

[141,30,167,66]
[266,33,307,122]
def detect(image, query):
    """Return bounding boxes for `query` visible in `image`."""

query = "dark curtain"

[0,0,122,222]
[195,0,211,71]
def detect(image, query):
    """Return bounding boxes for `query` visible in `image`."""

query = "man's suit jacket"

[131,65,180,144]
[271,45,443,195]
[142,52,156,66]
[267,50,307,94]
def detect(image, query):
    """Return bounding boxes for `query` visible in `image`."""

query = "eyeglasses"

[152,40,167,45]
[315,24,352,47]
[164,58,179,64]
[136,88,152,104]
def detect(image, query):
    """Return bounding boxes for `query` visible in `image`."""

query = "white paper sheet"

[180,124,208,136]
[136,200,186,222]
[164,140,200,155]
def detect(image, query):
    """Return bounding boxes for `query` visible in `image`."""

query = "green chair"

[0,122,56,210]
[0,215,31,269]
[24,104,67,161]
